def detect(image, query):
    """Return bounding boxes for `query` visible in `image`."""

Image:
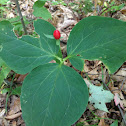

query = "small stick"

[15,0,27,35]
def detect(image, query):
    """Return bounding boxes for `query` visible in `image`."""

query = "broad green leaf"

[21,63,89,126]
[89,84,114,112]
[43,33,54,39]
[0,57,4,66]
[110,120,118,126]
[34,19,59,54]
[33,1,51,20]
[0,20,59,74]
[67,16,126,73]
[69,56,84,71]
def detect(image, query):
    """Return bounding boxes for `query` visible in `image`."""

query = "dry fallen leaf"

[98,118,109,126]
[114,93,124,109]
[5,112,22,120]
[12,121,17,126]
[8,97,21,115]
[0,109,5,118]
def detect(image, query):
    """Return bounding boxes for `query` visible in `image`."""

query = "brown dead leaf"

[79,118,89,125]
[120,7,126,15]
[112,69,126,82]
[119,92,126,111]
[88,104,95,111]
[93,0,98,16]
[12,121,16,126]
[98,114,109,126]
[8,97,21,115]
[108,80,121,94]
[114,93,124,109]
[15,74,28,82]
[119,80,126,94]
[84,60,102,80]
[0,109,5,118]
[0,94,6,108]
[98,118,109,126]
[49,60,56,63]
[95,110,106,118]
[5,112,22,120]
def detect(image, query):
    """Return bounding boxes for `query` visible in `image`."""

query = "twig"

[111,77,126,92]
[15,0,27,35]
[118,105,126,125]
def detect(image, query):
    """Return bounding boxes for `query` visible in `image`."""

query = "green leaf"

[110,120,118,126]
[34,19,59,54]
[33,1,51,20]
[0,58,10,87]
[89,84,114,112]
[69,56,84,71]
[43,33,54,39]
[0,57,4,66]
[0,20,59,74]
[11,86,21,96]
[67,16,126,73]
[0,63,11,86]
[0,0,8,5]
[0,7,5,11]
[1,88,10,94]
[21,63,89,126]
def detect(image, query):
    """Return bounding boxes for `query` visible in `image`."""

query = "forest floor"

[0,0,126,126]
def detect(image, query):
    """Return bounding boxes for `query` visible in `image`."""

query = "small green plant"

[9,16,30,36]
[0,73,21,113]
[33,0,51,20]
[0,16,126,126]
[69,0,93,15]
[51,0,67,6]
[101,1,125,15]
[0,0,10,20]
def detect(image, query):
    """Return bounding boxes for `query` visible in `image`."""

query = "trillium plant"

[0,16,126,126]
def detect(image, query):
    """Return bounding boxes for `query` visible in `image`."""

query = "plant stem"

[54,56,62,63]
[10,73,16,91]
[5,93,9,113]
[5,73,16,114]
[15,0,27,35]
[63,55,71,62]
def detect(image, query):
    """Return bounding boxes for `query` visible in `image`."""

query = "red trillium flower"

[53,30,61,39]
